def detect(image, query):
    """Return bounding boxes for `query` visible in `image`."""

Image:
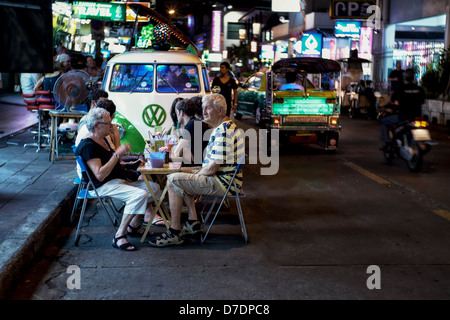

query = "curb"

[0,96,25,107]
[0,187,77,300]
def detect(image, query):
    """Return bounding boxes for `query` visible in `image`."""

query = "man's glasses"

[98,121,112,126]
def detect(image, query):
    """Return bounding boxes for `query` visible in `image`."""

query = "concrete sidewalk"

[0,93,26,106]
[0,117,77,299]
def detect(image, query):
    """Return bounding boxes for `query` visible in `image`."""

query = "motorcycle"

[382,116,433,172]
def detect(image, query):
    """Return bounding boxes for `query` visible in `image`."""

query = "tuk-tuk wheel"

[255,106,262,126]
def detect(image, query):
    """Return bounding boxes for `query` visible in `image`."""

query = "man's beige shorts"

[167,172,225,198]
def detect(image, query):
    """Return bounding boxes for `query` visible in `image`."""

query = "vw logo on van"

[142,104,167,127]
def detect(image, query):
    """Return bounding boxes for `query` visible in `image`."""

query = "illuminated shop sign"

[300,33,322,57]
[330,0,377,19]
[211,10,222,52]
[126,2,150,22]
[272,0,300,12]
[208,52,223,62]
[359,26,373,57]
[322,38,336,60]
[261,44,274,60]
[335,21,361,38]
[73,1,125,21]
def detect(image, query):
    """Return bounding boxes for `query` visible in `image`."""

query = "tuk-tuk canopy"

[272,58,341,74]
[337,57,371,64]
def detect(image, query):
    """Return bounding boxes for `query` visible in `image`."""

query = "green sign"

[73,1,125,22]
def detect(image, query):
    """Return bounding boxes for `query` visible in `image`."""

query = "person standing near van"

[211,62,238,117]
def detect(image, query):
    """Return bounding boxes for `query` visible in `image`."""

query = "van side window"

[101,66,110,90]
[202,67,210,92]
[110,64,154,92]
[156,64,200,93]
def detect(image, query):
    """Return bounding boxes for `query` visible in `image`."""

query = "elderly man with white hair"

[149,93,244,247]
[75,107,161,251]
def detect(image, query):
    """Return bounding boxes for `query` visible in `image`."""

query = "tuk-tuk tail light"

[272,116,280,128]
[330,117,339,126]
[414,120,427,128]
[326,98,336,104]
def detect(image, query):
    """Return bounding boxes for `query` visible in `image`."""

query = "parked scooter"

[382,113,433,172]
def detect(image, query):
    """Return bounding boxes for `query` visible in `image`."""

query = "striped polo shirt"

[203,120,244,195]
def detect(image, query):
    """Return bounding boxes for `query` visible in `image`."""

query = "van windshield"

[156,64,200,93]
[110,64,154,92]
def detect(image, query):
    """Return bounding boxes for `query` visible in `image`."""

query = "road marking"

[433,209,450,221]
[344,162,391,185]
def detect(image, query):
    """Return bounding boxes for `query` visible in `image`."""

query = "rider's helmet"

[403,68,415,83]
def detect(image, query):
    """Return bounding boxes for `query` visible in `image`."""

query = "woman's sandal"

[112,235,137,251]
[127,224,145,237]
[142,217,165,227]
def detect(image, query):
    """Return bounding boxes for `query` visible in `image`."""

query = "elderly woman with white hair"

[75,107,161,251]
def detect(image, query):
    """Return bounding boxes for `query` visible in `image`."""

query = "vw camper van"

[102,49,211,153]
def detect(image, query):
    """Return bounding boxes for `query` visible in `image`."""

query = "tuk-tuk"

[263,57,341,151]
[102,50,211,153]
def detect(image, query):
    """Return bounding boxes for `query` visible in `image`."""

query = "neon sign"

[301,33,322,57]
[73,1,125,21]
[212,10,222,52]
[335,21,361,38]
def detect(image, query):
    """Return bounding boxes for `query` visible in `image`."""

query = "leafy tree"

[421,46,450,99]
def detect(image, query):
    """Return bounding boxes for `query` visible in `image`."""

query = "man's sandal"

[112,235,137,251]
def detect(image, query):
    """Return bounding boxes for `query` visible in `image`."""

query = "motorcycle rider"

[380,68,425,149]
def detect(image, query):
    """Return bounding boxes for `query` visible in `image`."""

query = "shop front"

[390,15,446,81]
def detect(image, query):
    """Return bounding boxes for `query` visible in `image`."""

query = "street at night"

[7,114,450,300]
[1,0,450,307]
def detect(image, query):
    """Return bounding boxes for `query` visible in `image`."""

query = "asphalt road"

[9,115,450,301]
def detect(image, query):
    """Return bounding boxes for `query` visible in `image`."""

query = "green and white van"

[102,49,211,153]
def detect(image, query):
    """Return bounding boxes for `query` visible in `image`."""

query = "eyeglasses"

[98,121,112,126]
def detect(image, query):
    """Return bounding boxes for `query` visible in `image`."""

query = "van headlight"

[116,123,125,139]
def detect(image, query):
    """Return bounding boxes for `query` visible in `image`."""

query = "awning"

[395,31,444,41]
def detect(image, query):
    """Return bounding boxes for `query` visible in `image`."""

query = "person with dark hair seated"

[279,72,304,91]
[169,97,184,134]
[171,98,211,165]
[189,95,204,120]
[86,88,109,111]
